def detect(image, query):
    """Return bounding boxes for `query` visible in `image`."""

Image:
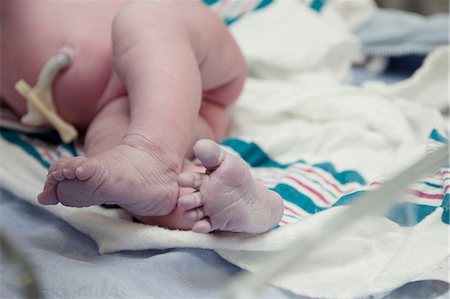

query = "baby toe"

[37,182,59,205]
[51,169,65,181]
[62,156,87,180]
[192,218,213,233]
[177,172,203,189]
[74,158,96,181]
[182,207,206,222]
[193,139,225,170]
[178,191,203,210]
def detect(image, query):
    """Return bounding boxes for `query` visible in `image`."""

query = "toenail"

[76,167,83,173]
[63,168,69,173]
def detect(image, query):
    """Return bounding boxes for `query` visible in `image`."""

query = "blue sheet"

[0,189,294,298]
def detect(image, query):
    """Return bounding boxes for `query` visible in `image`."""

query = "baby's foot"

[177,139,284,234]
[38,140,180,216]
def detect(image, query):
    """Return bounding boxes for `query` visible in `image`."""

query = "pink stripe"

[407,189,444,200]
[280,220,289,225]
[238,0,256,15]
[41,149,56,163]
[293,165,355,194]
[255,177,272,185]
[441,170,450,175]
[284,205,303,217]
[286,175,331,205]
[444,185,450,193]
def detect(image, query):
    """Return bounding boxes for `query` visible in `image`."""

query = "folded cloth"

[363,46,449,112]
[356,9,449,57]
[230,1,361,84]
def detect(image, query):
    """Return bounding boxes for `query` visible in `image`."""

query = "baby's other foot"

[177,139,284,234]
[38,141,180,216]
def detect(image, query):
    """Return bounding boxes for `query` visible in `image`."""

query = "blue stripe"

[419,181,443,189]
[1,129,50,169]
[60,142,78,157]
[385,203,437,226]
[222,138,366,185]
[222,138,290,168]
[283,213,301,220]
[202,0,220,5]
[254,0,274,10]
[429,129,448,143]
[0,129,79,169]
[333,190,362,206]
[441,194,449,224]
[310,0,326,11]
[224,16,241,26]
[334,189,447,226]
[271,183,325,214]
[313,162,366,185]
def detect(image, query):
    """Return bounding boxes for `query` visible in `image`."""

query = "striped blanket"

[222,132,449,228]
[0,109,448,298]
[1,118,447,228]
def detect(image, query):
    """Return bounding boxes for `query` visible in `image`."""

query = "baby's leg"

[38,96,179,215]
[178,140,284,234]
[38,2,246,216]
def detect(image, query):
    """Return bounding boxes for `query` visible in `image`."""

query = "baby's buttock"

[1,0,126,130]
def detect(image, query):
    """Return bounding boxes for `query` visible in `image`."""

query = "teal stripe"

[222,138,366,185]
[333,190,362,206]
[59,142,79,157]
[386,203,437,226]
[271,183,325,214]
[420,181,443,189]
[334,190,447,226]
[313,162,366,185]
[429,129,448,143]
[203,0,275,25]
[9,130,78,156]
[0,129,50,169]
[202,0,220,5]
[311,0,326,11]
[254,0,274,10]
[283,213,301,220]
[222,138,289,168]
[225,16,241,26]
[442,194,449,224]
[0,129,79,169]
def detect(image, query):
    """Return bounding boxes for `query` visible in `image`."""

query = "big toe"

[193,139,225,170]
[37,182,59,205]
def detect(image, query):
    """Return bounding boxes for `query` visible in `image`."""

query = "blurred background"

[375,0,449,15]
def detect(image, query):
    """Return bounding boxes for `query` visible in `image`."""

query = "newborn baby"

[1,0,283,233]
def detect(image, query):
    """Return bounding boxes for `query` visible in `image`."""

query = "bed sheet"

[2,67,439,299]
[0,188,293,299]
[2,2,448,298]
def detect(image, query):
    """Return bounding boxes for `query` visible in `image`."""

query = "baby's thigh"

[199,100,230,140]
[1,1,122,129]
